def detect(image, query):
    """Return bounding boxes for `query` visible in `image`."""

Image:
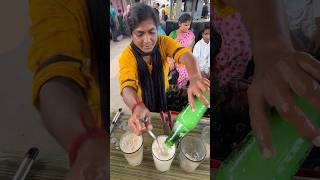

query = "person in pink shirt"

[212,1,252,87]
[168,13,195,89]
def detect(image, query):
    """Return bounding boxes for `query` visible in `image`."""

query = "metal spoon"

[140,117,164,153]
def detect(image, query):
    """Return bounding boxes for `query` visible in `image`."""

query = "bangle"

[68,127,107,167]
[131,101,144,113]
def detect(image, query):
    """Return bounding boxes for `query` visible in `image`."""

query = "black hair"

[156,3,160,6]
[126,3,159,33]
[118,9,121,13]
[127,5,166,112]
[128,4,167,112]
[201,24,210,34]
[161,4,165,7]
[178,13,192,23]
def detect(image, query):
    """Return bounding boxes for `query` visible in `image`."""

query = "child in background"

[193,25,210,79]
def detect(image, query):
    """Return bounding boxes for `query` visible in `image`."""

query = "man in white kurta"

[193,26,210,78]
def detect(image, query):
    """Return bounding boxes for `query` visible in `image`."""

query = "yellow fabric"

[28,0,102,127]
[165,6,169,16]
[118,35,191,97]
[213,0,237,17]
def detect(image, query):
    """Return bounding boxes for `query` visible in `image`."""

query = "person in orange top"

[118,3,210,135]
[28,0,107,179]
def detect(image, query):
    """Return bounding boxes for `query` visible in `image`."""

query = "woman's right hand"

[248,46,320,159]
[65,139,108,180]
[128,103,153,135]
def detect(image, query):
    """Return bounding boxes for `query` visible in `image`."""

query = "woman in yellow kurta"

[28,0,107,179]
[118,3,210,135]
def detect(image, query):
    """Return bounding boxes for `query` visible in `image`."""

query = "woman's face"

[179,21,191,33]
[131,19,158,53]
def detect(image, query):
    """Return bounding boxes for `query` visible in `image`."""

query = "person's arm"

[118,50,152,135]
[189,39,195,50]
[189,34,195,49]
[39,78,95,150]
[179,52,210,110]
[162,36,210,110]
[225,0,320,159]
[29,0,107,178]
[179,53,201,80]
[39,78,108,179]
[121,86,152,134]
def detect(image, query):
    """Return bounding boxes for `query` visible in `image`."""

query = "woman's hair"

[178,13,192,23]
[126,3,159,33]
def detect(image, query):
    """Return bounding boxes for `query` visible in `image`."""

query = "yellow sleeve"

[159,36,192,64]
[118,47,139,95]
[28,0,90,108]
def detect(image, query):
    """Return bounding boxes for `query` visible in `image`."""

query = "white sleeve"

[192,42,201,61]
[313,0,320,17]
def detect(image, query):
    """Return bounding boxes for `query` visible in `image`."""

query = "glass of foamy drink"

[119,132,144,166]
[152,135,176,172]
[179,135,206,173]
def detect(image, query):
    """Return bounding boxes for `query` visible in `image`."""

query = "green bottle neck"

[165,122,184,148]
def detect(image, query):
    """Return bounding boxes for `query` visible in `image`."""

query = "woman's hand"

[65,139,108,180]
[248,48,320,159]
[187,75,210,111]
[128,103,152,135]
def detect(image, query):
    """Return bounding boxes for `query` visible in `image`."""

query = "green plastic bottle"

[165,93,210,147]
[216,96,320,180]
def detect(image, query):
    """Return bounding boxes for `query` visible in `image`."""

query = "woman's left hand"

[187,75,210,111]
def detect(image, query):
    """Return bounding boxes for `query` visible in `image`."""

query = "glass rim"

[152,135,176,161]
[119,132,144,154]
[201,126,210,143]
[179,135,206,162]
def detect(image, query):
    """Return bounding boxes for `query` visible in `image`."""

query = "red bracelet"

[131,101,144,113]
[68,127,107,167]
